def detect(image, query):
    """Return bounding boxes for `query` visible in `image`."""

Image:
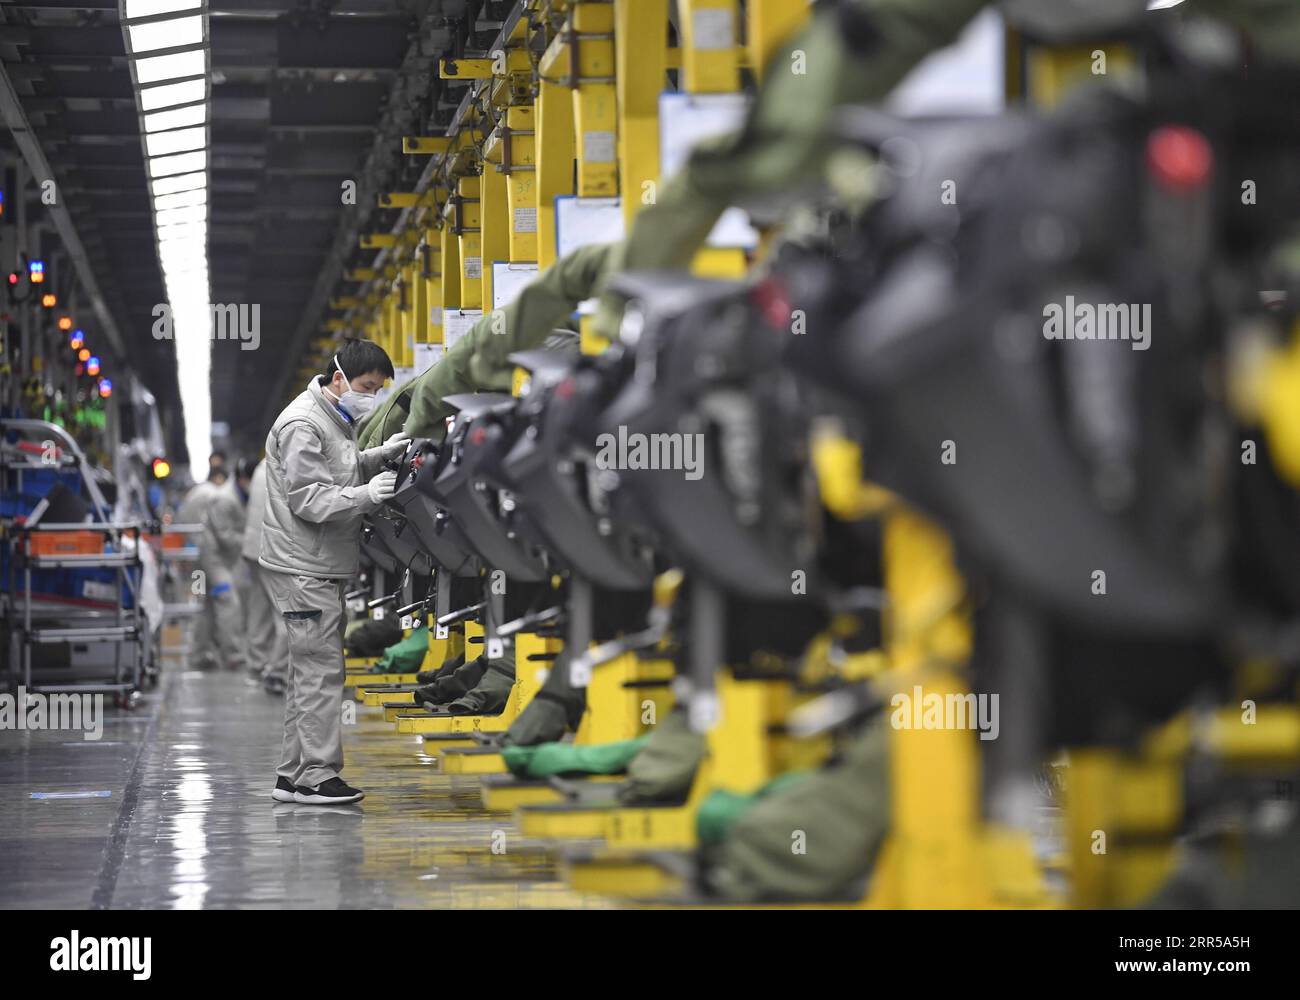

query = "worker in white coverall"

[259,339,409,805]
[176,466,249,673]
[238,458,290,695]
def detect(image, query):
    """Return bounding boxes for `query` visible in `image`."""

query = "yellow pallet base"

[394,711,509,735]
[360,689,415,707]
[604,804,696,851]
[563,856,686,898]
[383,703,422,723]
[479,774,623,812]
[516,803,612,840]
[347,672,417,689]
[439,747,507,775]
[420,734,478,755]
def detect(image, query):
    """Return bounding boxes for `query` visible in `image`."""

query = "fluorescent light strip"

[145,125,205,157]
[156,204,207,227]
[140,78,205,111]
[148,149,206,178]
[122,0,212,476]
[134,49,206,85]
[153,188,207,211]
[124,0,202,19]
[127,16,202,54]
[151,170,206,196]
[144,103,206,133]
[156,232,207,254]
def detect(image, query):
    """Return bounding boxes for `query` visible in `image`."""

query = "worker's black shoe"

[264,674,286,696]
[294,778,364,805]
[271,776,299,803]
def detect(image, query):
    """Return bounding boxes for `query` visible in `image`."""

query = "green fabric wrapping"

[695,771,808,845]
[590,0,939,340]
[374,625,429,672]
[706,715,890,903]
[356,379,416,450]
[502,648,587,746]
[592,0,1300,341]
[402,241,616,439]
[617,707,707,804]
[502,735,650,779]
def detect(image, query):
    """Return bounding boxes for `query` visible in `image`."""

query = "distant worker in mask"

[238,457,290,695]
[176,464,250,672]
[259,340,409,805]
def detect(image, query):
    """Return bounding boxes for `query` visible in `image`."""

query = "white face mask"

[327,354,377,419]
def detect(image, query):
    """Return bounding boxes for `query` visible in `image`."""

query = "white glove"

[380,431,411,461]
[367,470,398,504]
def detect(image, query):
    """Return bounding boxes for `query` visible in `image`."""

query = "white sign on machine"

[554,196,624,258]
[414,342,444,374]
[443,308,483,351]
[492,262,539,310]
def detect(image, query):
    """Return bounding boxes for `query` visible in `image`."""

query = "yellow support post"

[479,160,510,312]
[400,263,418,369]
[498,105,538,263]
[439,205,462,313]
[378,191,431,209]
[614,0,668,231]
[423,233,444,348]
[403,136,451,155]
[454,175,483,309]
[535,76,576,269]
[569,3,618,197]
[746,0,810,81]
[676,0,740,94]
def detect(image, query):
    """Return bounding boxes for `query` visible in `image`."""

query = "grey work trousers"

[192,558,247,672]
[241,556,289,682]
[264,571,348,788]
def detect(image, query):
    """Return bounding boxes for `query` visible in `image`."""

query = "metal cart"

[2,418,152,706]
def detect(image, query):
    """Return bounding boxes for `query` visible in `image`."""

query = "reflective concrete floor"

[0,663,611,909]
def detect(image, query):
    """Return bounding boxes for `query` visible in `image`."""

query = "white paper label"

[463,256,482,279]
[492,262,539,310]
[443,309,483,351]
[582,130,616,163]
[372,607,385,620]
[82,581,116,602]
[513,206,537,233]
[348,598,366,613]
[414,342,444,373]
[435,624,449,640]
[400,615,414,630]
[692,9,734,50]
[554,196,624,257]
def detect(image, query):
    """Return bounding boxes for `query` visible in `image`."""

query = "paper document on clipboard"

[492,262,539,310]
[414,342,444,374]
[443,308,483,351]
[555,196,624,258]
